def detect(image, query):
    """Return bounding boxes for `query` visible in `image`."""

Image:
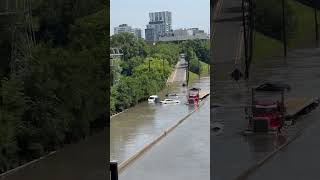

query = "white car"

[160,99,180,104]
[148,95,160,103]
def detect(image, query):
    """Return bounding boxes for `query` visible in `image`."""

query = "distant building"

[145,11,173,43]
[133,28,142,38]
[159,28,209,42]
[114,24,142,38]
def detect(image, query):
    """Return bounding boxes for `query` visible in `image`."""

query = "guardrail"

[110,161,118,180]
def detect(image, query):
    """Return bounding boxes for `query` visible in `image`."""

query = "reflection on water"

[111,77,210,163]
[213,49,320,179]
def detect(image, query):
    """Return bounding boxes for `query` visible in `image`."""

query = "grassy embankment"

[253,0,319,63]
[188,61,209,84]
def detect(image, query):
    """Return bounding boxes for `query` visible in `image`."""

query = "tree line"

[110,33,210,114]
[0,0,107,173]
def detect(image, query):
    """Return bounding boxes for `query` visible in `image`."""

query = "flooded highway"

[119,78,209,180]
[212,48,320,179]
[111,76,209,164]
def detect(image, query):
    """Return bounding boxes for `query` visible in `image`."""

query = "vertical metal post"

[162,58,165,77]
[281,90,285,127]
[242,0,249,80]
[251,88,255,112]
[282,0,287,57]
[110,161,118,180]
[186,57,189,86]
[198,58,200,79]
[315,7,319,47]
[148,59,151,72]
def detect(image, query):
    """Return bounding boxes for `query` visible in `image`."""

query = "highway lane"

[120,79,209,180]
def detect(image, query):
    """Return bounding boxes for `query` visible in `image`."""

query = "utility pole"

[162,59,165,77]
[198,58,200,79]
[186,57,189,87]
[315,7,319,47]
[282,0,287,57]
[242,0,249,80]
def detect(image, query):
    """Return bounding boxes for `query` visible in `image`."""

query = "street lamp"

[282,0,287,57]
[148,59,153,72]
[315,7,319,47]
[198,58,200,80]
[162,59,165,77]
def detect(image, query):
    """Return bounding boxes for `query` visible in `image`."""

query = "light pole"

[282,0,287,57]
[315,7,319,47]
[242,0,249,80]
[198,58,200,79]
[162,59,165,77]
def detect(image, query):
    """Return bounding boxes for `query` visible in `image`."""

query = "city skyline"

[110,0,210,37]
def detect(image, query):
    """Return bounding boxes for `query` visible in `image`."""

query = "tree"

[110,33,147,62]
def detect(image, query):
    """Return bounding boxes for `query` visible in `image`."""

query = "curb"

[110,108,129,119]
[118,96,209,173]
[0,151,57,178]
[234,126,305,180]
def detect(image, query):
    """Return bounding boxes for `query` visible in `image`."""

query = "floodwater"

[212,48,320,179]
[111,77,209,164]
[120,78,210,180]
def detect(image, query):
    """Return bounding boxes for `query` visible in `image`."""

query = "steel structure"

[110,48,123,85]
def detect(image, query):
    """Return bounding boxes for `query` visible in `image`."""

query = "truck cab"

[245,86,286,133]
[188,88,200,104]
[249,101,284,132]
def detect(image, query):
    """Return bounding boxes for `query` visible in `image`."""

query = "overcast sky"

[110,0,210,37]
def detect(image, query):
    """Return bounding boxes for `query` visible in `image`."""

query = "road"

[212,0,320,179]
[167,58,187,84]
[245,48,320,180]
[211,0,248,178]
[119,78,209,180]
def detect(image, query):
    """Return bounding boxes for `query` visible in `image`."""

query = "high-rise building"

[133,28,142,38]
[145,11,172,43]
[114,24,142,38]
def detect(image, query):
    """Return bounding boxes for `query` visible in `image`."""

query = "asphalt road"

[119,82,210,180]
[211,0,320,179]
[168,58,187,84]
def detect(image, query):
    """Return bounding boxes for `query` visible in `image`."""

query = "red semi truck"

[244,83,319,134]
[188,88,200,104]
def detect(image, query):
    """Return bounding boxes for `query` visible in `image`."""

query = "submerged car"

[148,95,160,103]
[160,99,180,104]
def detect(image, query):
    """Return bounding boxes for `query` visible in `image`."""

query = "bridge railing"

[110,161,118,180]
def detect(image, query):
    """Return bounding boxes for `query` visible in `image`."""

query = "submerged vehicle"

[187,87,209,104]
[187,88,200,104]
[160,99,180,104]
[244,83,319,135]
[148,95,160,103]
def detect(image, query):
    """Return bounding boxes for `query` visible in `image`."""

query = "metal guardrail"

[110,161,118,180]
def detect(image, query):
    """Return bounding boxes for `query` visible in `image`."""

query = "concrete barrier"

[0,151,57,178]
[118,96,209,173]
[235,126,305,180]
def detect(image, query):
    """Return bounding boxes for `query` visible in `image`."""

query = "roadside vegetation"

[0,0,107,173]
[253,0,320,62]
[110,35,210,114]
